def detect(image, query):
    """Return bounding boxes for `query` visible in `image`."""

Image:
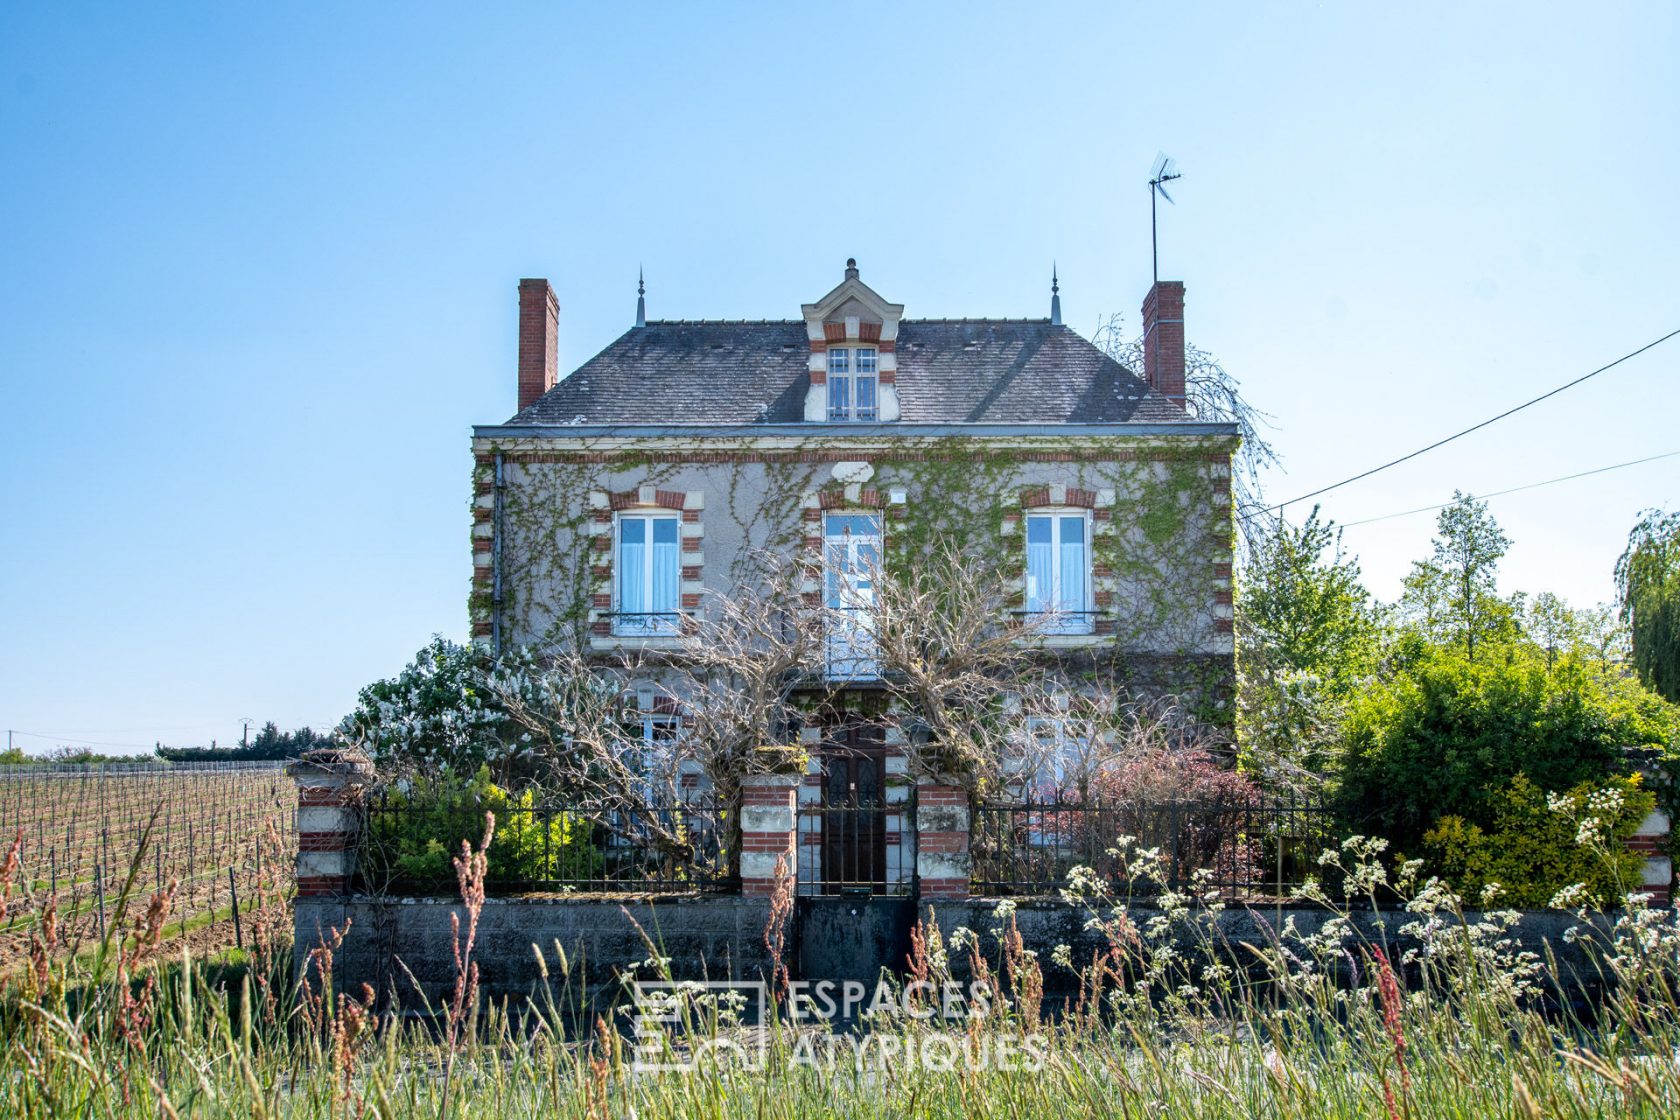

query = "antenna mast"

[1149,153,1182,284]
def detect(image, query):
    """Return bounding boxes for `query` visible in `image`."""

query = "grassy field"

[0,764,295,970]
[1,814,1676,1117]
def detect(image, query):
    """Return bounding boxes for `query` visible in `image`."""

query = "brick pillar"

[1630,805,1672,906]
[289,749,375,897]
[916,781,970,899]
[740,774,799,896]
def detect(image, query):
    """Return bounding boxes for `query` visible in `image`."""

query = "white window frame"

[627,712,677,790]
[827,346,879,421]
[823,512,882,679]
[613,510,682,636]
[1024,509,1093,635]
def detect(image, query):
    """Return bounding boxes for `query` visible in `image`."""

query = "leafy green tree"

[1524,592,1627,670]
[1617,508,1680,703]
[1398,491,1518,660]
[1236,506,1379,786]
[1336,643,1676,854]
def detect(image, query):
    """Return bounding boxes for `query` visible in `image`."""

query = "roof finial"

[635,266,646,328]
[1050,262,1062,326]
[844,257,859,281]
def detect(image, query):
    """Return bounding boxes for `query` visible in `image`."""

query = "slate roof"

[506,319,1187,426]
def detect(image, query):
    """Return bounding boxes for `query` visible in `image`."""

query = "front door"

[819,723,886,893]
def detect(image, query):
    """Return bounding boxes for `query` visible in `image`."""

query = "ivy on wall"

[473,435,1238,722]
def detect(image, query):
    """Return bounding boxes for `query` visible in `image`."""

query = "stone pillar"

[1630,805,1672,906]
[740,774,799,896]
[916,782,970,899]
[289,749,375,898]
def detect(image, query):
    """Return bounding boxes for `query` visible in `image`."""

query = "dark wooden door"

[820,724,886,893]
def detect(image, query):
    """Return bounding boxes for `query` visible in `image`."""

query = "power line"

[1336,448,1680,529]
[1267,327,1680,514]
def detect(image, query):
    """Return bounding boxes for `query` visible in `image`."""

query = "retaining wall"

[296,893,778,1006]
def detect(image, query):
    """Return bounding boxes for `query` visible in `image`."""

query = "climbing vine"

[474,433,1238,723]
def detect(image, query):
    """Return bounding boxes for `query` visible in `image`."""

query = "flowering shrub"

[337,637,547,780]
[1420,773,1653,908]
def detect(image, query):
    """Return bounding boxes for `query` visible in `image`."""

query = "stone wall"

[296,893,778,1007]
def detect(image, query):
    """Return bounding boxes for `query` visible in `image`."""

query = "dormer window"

[827,347,878,421]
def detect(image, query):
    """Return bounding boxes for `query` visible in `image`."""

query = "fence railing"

[360,795,736,894]
[0,760,292,778]
[970,794,1338,900]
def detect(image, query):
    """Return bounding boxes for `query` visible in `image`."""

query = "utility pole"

[240,718,253,749]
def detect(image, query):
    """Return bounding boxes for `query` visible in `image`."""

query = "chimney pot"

[1141,281,1186,409]
[517,279,559,411]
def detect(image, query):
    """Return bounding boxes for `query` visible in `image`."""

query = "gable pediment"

[801,261,904,342]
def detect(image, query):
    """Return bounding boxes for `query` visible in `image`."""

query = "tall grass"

[1,801,1676,1118]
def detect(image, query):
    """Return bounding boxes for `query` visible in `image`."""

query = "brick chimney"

[517,279,559,411]
[1141,280,1186,408]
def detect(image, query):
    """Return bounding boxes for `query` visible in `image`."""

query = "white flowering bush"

[337,636,548,780]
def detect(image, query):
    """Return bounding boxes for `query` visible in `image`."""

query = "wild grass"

[0,807,1676,1118]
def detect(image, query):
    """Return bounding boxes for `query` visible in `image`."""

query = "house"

[469,260,1238,893]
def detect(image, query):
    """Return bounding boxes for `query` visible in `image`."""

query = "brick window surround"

[587,487,705,640]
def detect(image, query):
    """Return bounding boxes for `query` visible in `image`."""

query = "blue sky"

[2,2,1676,753]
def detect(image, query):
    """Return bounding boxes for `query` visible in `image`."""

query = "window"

[1024,716,1091,794]
[827,347,878,421]
[1024,512,1091,634]
[610,712,678,839]
[824,513,881,678]
[624,713,677,793]
[615,512,681,635]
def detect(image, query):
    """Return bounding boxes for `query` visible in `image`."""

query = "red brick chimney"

[1141,280,1186,408]
[517,279,559,411]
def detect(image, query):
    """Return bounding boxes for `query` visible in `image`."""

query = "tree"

[868,538,1059,793]
[337,636,548,783]
[1398,491,1516,660]
[1241,506,1376,678]
[1236,506,1378,788]
[1523,592,1627,671]
[1335,642,1675,854]
[1092,319,1279,544]
[1617,508,1680,703]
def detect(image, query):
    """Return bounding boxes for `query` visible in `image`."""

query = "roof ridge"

[635,317,1061,326]
[642,318,802,326]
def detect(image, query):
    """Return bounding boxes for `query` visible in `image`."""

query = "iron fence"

[360,795,736,894]
[971,793,1338,900]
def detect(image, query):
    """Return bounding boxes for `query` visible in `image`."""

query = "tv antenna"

[1149,153,1183,284]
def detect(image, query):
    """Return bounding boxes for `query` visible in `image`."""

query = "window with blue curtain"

[1024,512,1091,634]
[616,514,681,635]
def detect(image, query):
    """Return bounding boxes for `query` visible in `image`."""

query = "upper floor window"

[824,513,881,678]
[1024,512,1092,635]
[615,512,681,635]
[827,347,878,421]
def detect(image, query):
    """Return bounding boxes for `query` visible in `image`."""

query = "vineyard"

[0,762,296,969]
